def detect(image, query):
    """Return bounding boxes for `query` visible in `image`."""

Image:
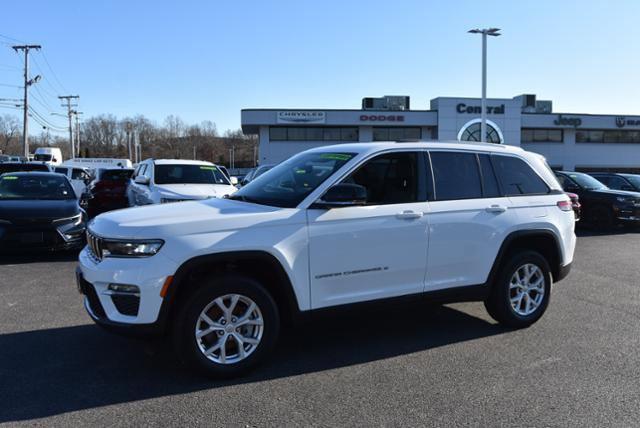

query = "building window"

[269,127,359,141]
[521,128,563,143]
[457,119,503,144]
[576,130,640,143]
[372,127,422,141]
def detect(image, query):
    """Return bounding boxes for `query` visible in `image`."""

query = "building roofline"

[241,108,436,113]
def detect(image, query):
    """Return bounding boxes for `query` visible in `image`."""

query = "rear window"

[154,164,230,185]
[430,152,482,200]
[101,169,133,181]
[492,155,550,195]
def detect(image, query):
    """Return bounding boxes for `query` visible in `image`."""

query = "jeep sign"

[554,115,582,127]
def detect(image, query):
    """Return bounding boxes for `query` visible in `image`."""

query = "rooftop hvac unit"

[362,95,410,111]
[535,100,553,113]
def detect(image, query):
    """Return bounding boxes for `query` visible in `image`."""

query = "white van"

[53,165,92,198]
[33,147,63,166]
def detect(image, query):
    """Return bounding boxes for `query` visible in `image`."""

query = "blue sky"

[1,0,639,134]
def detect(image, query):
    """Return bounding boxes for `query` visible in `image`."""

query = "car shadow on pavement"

[0,302,505,422]
[0,250,80,266]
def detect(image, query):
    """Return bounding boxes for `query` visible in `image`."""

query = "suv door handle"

[396,210,423,220]
[486,204,507,213]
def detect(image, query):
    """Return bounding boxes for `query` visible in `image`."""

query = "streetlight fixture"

[468,28,501,143]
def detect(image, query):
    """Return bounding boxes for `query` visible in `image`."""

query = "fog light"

[107,284,140,294]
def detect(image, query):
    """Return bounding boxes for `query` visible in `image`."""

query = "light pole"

[468,28,501,142]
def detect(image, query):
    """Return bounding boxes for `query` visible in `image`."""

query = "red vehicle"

[84,168,134,217]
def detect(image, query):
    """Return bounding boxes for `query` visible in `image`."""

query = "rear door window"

[430,151,482,200]
[491,155,550,196]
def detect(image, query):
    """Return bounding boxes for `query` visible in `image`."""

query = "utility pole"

[125,122,133,161]
[12,44,41,157]
[59,95,79,158]
[74,111,83,157]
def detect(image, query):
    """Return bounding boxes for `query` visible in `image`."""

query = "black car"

[0,172,87,252]
[0,162,50,174]
[555,171,640,230]
[589,172,640,192]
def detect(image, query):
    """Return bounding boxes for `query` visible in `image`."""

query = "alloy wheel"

[509,263,545,316]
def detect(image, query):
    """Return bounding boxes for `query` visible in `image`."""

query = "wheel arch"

[486,229,563,287]
[157,251,301,335]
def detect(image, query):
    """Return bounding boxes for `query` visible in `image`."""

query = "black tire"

[172,274,280,378]
[484,251,552,328]
[589,205,615,231]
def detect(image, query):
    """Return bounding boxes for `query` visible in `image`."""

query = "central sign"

[277,111,326,124]
[456,103,505,114]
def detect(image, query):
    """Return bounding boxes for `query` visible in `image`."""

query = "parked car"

[555,171,640,230]
[239,164,275,187]
[127,159,237,206]
[0,172,86,252]
[84,168,134,217]
[33,147,63,166]
[589,172,640,192]
[53,165,93,198]
[0,162,50,174]
[78,141,575,378]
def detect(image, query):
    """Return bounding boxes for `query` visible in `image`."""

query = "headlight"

[55,214,85,241]
[102,240,164,257]
[53,213,83,226]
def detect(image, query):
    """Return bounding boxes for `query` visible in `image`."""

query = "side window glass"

[606,176,626,190]
[71,169,87,180]
[478,154,501,197]
[54,167,68,175]
[492,155,550,195]
[342,152,419,205]
[430,152,482,200]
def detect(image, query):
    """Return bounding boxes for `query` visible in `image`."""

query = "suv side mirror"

[135,175,150,185]
[230,176,238,186]
[316,183,367,208]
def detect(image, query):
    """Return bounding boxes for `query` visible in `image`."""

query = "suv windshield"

[154,164,230,185]
[229,152,355,208]
[622,174,640,189]
[34,154,52,162]
[566,172,608,190]
[0,174,75,200]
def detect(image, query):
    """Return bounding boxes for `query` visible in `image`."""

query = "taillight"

[557,200,572,212]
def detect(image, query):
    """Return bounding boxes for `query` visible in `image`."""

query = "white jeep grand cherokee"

[77,141,576,378]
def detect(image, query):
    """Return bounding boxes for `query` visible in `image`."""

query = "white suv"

[77,142,576,378]
[127,159,237,206]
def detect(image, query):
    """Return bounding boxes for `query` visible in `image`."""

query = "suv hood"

[155,183,237,200]
[0,199,79,221]
[89,197,301,239]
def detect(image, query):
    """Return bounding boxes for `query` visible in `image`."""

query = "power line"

[13,44,41,157]
[31,55,63,96]
[28,106,67,132]
[38,51,68,94]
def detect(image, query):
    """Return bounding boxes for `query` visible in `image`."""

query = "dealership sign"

[554,115,582,127]
[456,103,505,114]
[615,116,640,128]
[277,111,326,124]
[359,114,405,122]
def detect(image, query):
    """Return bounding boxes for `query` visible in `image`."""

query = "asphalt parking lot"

[1,230,639,427]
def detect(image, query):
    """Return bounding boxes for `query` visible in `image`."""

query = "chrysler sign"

[277,111,326,124]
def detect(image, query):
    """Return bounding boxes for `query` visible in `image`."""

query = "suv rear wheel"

[173,274,280,378]
[484,251,552,328]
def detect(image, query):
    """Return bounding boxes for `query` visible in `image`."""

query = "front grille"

[86,230,103,261]
[111,294,140,316]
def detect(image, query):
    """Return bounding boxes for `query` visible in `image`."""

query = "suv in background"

[555,171,640,230]
[84,168,134,217]
[127,159,237,206]
[78,142,575,378]
[589,172,640,192]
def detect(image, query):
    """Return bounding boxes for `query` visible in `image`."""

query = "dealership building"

[241,94,640,172]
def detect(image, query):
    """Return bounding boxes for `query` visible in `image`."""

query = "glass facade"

[521,128,563,143]
[372,127,422,141]
[576,130,640,143]
[269,127,358,141]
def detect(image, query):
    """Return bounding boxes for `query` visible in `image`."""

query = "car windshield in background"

[154,164,230,185]
[33,154,52,162]
[0,174,75,200]
[568,173,608,190]
[101,169,133,181]
[252,165,273,180]
[0,163,49,174]
[229,152,355,208]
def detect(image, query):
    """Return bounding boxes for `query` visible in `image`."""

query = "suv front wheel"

[484,251,552,328]
[173,274,280,378]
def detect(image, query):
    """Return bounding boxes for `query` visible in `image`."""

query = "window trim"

[269,126,359,142]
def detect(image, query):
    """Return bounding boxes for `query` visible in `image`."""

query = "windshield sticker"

[319,153,353,161]
[199,166,217,171]
[295,168,306,174]
[1,176,18,180]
